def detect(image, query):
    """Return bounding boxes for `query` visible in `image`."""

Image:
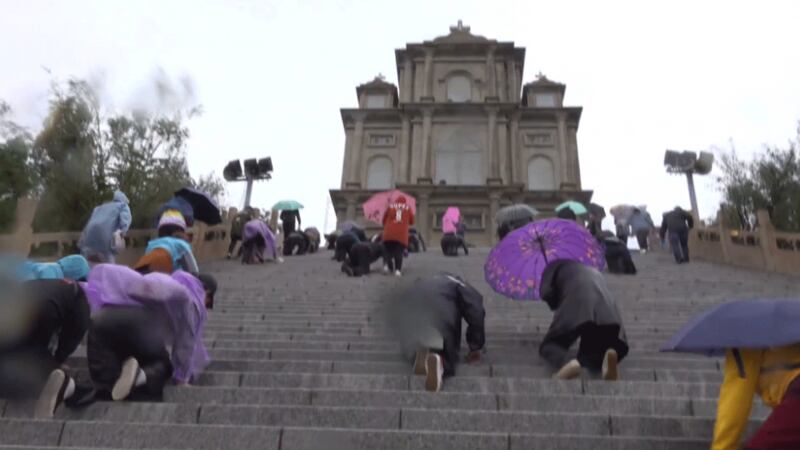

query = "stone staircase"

[3,249,799,449]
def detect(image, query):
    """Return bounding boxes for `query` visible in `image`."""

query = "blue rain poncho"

[78,191,132,257]
[22,255,91,281]
[145,237,199,274]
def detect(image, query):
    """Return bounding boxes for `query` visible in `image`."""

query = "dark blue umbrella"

[662,299,800,355]
[175,187,222,225]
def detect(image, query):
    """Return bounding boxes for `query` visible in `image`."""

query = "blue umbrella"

[272,200,304,211]
[661,299,800,355]
[175,187,222,225]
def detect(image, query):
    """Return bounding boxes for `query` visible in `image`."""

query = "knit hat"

[158,209,187,231]
[57,255,90,281]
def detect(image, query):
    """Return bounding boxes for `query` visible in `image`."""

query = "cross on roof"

[451,20,470,33]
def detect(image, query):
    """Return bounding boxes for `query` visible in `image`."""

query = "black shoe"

[64,385,97,408]
[34,369,69,419]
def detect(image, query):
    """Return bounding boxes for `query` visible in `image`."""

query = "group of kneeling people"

[2,209,217,419]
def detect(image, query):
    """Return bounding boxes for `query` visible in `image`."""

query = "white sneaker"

[425,353,444,392]
[382,265,390,274]
[413,349,428,375]
[553,359,582,380]
[394,270,402,277]
[112,357,140,401]
[602,349,619,381]
[34,369,68,419]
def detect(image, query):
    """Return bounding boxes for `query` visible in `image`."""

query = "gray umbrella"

[495,204,539,225]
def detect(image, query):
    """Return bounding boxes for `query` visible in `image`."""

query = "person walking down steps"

[381,195,414,277]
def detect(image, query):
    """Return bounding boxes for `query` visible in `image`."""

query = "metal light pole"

[664,150,713,220]
[223,158,273,210]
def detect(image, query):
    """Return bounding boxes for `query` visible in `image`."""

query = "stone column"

[556,111,573,190]
[399,116,411,183]
[403,55,413,103]
[486,108,500,184]
[345,197,357,222]
[497,118,508,184]
[485,46,497,100]
[422,47,434,101]
[488,192,501,245]
[568,127,581,189]
[496,60,506,102]
[418,192,430,243]
[347,114,366,188]
[507,61,518,102]
[418,109,433,183]
[509,113,520,183]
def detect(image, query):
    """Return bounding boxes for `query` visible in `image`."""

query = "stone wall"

[0,198,234,264]
[689,209,800,276]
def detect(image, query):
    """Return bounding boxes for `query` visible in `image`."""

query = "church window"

[366,157,393,189]
[527,156,556,190]
[366,94,386,108]
[446,75,472,102]
[534,93,557,107]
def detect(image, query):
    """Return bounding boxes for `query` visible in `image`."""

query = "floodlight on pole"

[222,157,273,208]
[664,150,714,219]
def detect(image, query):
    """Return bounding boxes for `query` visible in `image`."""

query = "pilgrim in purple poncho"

[241,219,278,264]
[82,264,209,382]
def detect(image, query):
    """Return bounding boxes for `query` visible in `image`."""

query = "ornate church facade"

[329,23,591,245]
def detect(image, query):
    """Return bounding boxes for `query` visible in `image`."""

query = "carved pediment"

[432,21,493,45]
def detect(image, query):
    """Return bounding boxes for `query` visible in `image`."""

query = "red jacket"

[382,201,415,247]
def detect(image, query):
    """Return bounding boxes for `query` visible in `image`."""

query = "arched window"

[446,75,472,102]
[366,157,393,190]
[527,156,556,190]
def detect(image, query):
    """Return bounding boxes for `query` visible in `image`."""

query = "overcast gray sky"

[2,0,799,232]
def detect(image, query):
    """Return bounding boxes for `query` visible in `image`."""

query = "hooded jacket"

[79,191,132,256]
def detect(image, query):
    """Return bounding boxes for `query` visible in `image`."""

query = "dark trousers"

[87,307,173,399]
[383,241,405,272]
[745,377,800,450]
[668,229,689,263]
[241,236,266,264]
[227,235,241,256]
[539,323,626,373]
[441,234,468,256]
[283,235,308,256]
[282,223,295,243]
[0,308,61,399]
[635,230,649,251]
[334,235,357,262]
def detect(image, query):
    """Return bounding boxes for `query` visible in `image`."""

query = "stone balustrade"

[690,209,800,276]
[0,198,235,264]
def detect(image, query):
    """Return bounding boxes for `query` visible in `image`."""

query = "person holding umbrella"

[495,204,538,240]
[440,207,468,256]
[484,218,627,381]
[274,200,303,246]
[662,299,800,449]
[381,195,414,277]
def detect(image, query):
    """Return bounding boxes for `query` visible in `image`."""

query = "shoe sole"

[554,361,582,380]
[603,349,619,381]
[112,358,140,401]
[424,354,442,392]
[413,350,428,375]
[34,370,66,419]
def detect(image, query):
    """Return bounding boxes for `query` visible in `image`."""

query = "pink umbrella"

[362,190,417,224]
[442,206,461,234]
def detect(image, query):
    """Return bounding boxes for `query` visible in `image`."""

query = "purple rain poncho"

[242,219,277,260]
[81,264,209,383]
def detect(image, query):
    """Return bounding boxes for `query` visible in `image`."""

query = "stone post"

[507,61,518,102]
[756,209,777,271]
[418,109,433,183]
[716,210,731,265]
[0,197,37,256]
[496,59,506,102]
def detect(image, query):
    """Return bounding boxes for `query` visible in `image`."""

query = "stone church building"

[329,23,592,245]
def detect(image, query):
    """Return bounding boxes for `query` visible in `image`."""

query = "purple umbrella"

[661,299,800,356]
[484,218,605,300]
[175,187,222,225]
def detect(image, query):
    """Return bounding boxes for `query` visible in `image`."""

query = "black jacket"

[390,274,485,376]
[23,279,91,364]
[539,260,629,359]
[349,242,385,266]
[280,210,301,230]
[660,208,694,239]
[603,238,637,275]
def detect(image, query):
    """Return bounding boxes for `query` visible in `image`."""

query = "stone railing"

[0,198,235,264]
[689,209,800,276]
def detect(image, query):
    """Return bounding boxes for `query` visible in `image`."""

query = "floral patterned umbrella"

[484,218,605,300]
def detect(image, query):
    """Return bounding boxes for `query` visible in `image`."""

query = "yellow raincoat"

[712,344,800,450]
